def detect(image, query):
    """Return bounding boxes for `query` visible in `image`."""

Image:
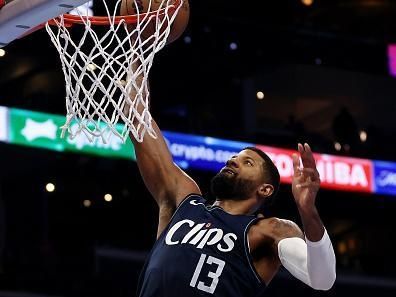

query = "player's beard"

[210,171,257,201]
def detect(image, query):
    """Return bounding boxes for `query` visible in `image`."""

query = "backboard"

[0,0,90,47]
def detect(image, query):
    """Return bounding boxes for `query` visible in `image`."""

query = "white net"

[45,0,183,143]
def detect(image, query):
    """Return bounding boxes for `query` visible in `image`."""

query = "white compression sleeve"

[277,229,336,290]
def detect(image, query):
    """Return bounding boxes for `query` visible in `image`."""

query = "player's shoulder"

[251,217,304,242]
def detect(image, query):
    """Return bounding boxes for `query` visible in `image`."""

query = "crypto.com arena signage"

[0,105,395,196]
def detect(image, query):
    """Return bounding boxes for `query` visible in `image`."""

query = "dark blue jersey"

[137,194,266,297]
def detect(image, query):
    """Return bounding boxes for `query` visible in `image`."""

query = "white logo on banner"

[167,141,237,164]
[377,171,396,187]
[266,152,369,187]
[66,123,123,151]
[0,106,7,142]
[21,119,57,141]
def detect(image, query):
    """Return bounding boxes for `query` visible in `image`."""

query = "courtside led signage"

[373,161,396,195]
[8,108,135,159]
[257,145,373,193]
[2,105,396,196]
[163,131,253,171]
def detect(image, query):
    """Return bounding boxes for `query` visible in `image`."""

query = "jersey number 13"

[190,253,226,294]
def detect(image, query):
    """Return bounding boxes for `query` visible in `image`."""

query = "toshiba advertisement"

[257,145,373,193]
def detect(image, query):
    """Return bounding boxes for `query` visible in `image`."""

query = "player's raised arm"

[277,143,336,290]
[252,143,335,289]
[124,63,201,235]
[132,119,201,206]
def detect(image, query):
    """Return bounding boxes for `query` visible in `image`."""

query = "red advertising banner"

[257,145,373,193]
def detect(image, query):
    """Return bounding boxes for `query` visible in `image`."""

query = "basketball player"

[127,107,336,296]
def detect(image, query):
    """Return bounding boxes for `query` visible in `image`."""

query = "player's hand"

[291,143,320,211]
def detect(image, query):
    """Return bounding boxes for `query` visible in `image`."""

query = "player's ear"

[258,184,274,198]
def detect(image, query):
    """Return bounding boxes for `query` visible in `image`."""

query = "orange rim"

[49,0,181,27]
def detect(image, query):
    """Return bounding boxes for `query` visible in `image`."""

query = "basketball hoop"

[45,0,186,143]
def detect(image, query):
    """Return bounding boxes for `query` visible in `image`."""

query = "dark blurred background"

[1,0,396,296]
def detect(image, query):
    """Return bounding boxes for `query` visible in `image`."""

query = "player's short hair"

[243,147,280,201]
